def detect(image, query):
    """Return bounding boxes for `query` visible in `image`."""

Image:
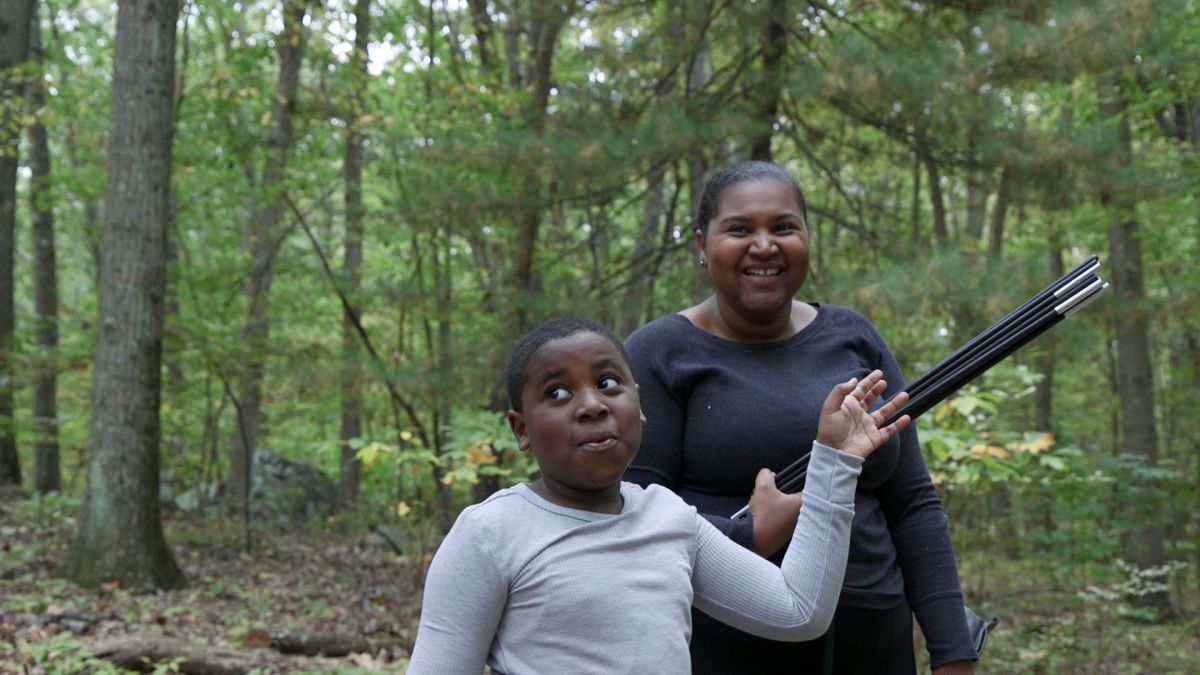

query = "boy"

[408,317,909,674]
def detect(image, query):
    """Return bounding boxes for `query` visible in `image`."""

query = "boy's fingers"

[754,468,777,491]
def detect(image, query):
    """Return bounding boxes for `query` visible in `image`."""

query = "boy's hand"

[748,468,803,557]
[815,370,911,458]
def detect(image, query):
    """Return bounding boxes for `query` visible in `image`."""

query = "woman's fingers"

[872,390,909,424]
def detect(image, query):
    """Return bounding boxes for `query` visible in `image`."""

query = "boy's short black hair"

[505,317,632,413]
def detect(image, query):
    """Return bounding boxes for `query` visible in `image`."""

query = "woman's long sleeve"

[872,340,977,667]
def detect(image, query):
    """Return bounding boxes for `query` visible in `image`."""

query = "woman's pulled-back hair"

[694,161,808,234]
[504,317,632,413]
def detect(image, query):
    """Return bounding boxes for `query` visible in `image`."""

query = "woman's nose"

[749,232,775,254]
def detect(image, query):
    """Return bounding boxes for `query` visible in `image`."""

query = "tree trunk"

[988,165,1013,257]
[620,163,668,337]
[338,0,369,510]
[509,9,566,333]
[748,0,785,162]
[909,152,921,248]
[1098,74,1167,615]
[1034,239,1063,432]
[685,0,714,302]
[0,0,36,490]
[60,0,185,590]
[27,3,59,494]
[920,149,948,245]
[229,0,309,505]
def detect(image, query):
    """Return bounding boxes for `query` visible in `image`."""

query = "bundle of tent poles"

[732,255,1109,519]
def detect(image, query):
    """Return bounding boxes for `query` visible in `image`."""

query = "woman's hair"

[694,161,809,234]
[504,317,632,413]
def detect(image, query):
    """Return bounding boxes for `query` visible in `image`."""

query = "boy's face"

[507,331,645,510]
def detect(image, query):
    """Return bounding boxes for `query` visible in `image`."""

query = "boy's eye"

[547,386,570,401]
[598,375,621,390]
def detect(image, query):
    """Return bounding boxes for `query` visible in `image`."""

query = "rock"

[248,447,336,524]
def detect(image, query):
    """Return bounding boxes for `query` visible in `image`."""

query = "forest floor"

[2,493,1199,674]
[0,495,424,673]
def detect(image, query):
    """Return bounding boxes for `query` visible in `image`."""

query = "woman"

[624,161,976,674]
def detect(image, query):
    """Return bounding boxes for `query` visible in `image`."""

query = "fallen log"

[89,633,347,674]
[271,630,370,657]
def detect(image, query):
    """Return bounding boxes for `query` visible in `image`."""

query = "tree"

[27,0,60,494]
[339,0,370,508]
[60,0,185,589]
[1098,73,1167,614]
[229,0,310,507]
[0,0,36,491]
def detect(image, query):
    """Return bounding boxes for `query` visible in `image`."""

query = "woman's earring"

[699,256,707,267]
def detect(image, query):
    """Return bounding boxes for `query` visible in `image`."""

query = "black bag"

[964,606,999,658]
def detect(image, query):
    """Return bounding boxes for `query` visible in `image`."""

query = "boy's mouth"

[577,432,618,451]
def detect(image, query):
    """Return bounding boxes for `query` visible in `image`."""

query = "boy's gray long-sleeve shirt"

[407,442,863,675]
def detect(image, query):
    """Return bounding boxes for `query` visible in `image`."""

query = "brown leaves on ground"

[0,499,426,673]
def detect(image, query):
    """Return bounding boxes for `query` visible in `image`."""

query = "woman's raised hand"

[815,370,911,458]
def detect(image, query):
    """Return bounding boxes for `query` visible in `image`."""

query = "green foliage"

[920,364,1073,490]
[17,633,122,674]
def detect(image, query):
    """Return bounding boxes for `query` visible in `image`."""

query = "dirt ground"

[0,497,426,673]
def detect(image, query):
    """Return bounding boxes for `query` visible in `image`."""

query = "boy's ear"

[635,383,647,426]
[506,410,531,452]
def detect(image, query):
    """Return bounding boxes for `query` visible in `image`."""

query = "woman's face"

[698,178,809,324]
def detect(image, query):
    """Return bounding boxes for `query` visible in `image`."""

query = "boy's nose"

[575,390,609,419]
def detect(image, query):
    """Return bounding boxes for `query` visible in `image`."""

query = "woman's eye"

[598,376,621,390]
[547,386,570,401]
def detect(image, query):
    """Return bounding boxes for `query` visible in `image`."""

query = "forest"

[1,0,1198,672]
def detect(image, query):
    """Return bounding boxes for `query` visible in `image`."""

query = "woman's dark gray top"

[623,305,976,669]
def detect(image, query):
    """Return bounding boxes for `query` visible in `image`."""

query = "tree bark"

[1097,74,1167,614]
[229,0,309,505]
[509,8,567,332]
[685,0,714,302]
[60,0,184,589]
[0,0,36,490]
[748,0,785,162]
[988,165,1013,257]
[1034,239,1063,432]
[338,0,369,510]
[26,2,59,494]
[919,149,948,245]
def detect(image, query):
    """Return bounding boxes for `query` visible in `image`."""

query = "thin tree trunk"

[0,0,36,490]
[27,3,59,494]
[988,165,1013,257]
[229,0,309,505]
[920,149,948,245]
[1098,74,1167,615]
[621,164,667,337]
[748,0,785,162]
[338,0,369,510]
[685,0,713,302]
[1034,239,1063,432]
[60,0,184,589]
[909,152,921,248]
[509,9,566,332]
